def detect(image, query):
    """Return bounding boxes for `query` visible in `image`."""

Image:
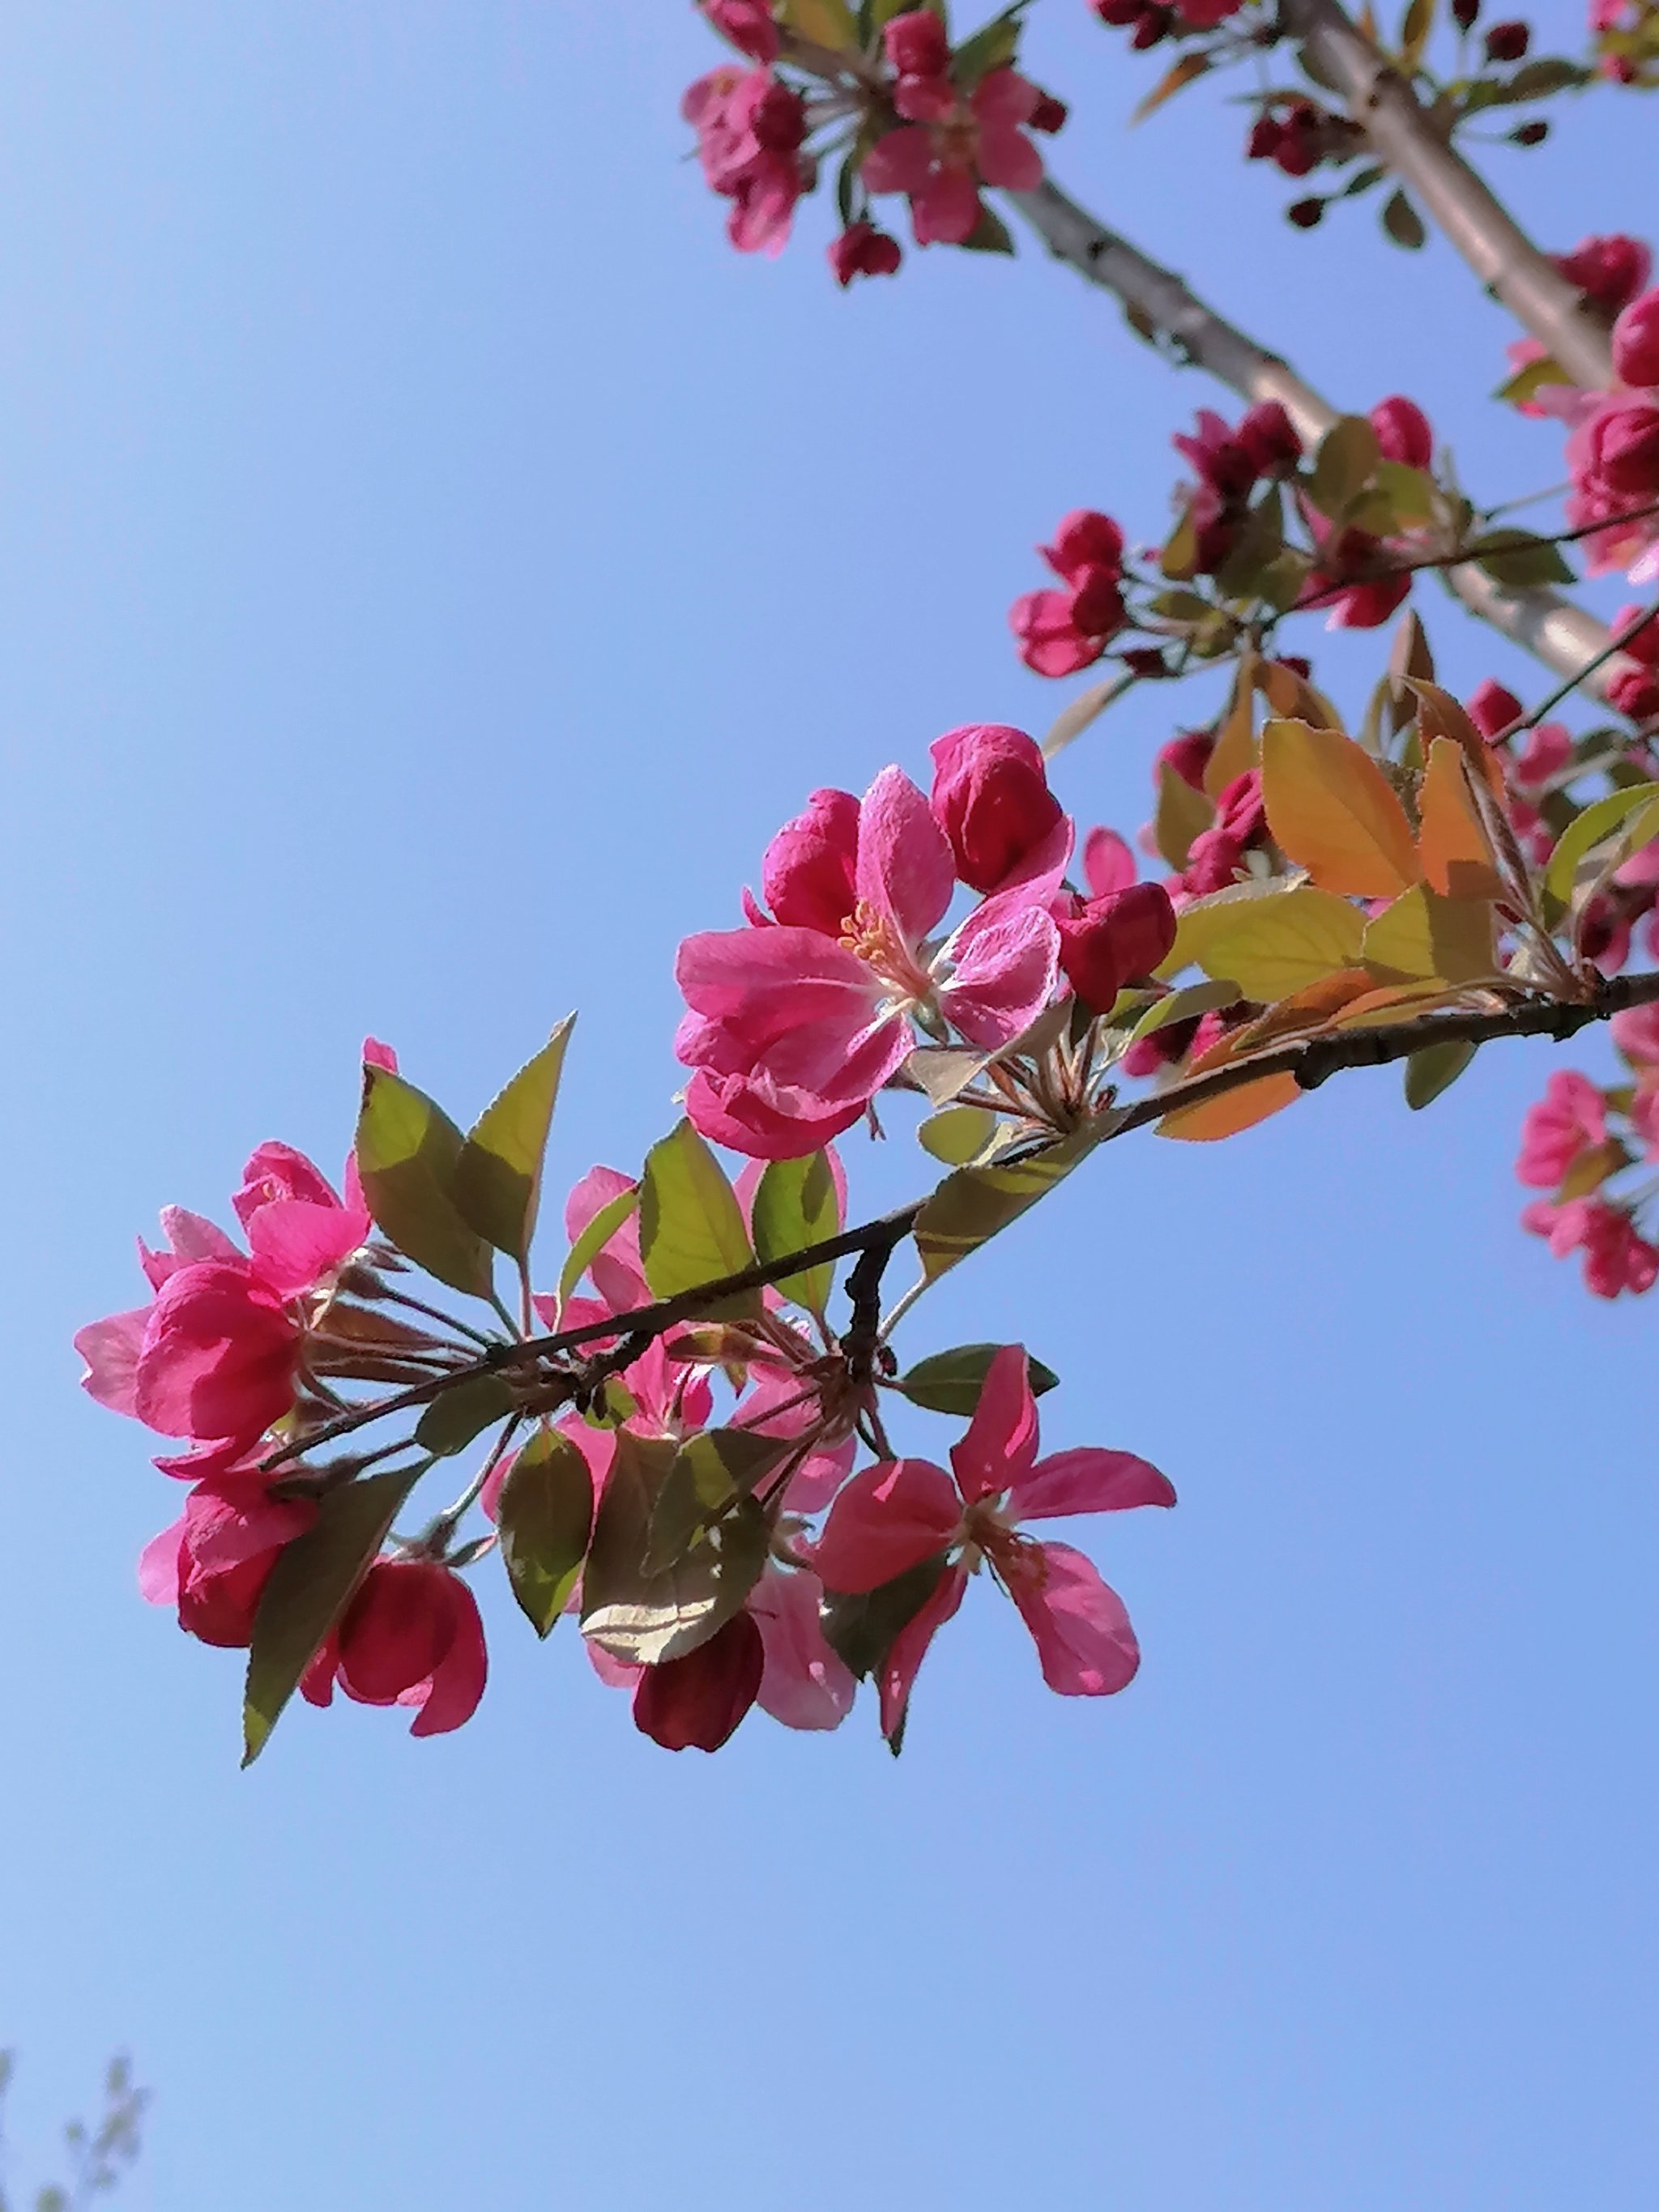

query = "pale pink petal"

[940,905,1060,1049]
[750,1567,856,1731]
[246,1199,368,1299]
[878,1562,968,1738]
[1009,1448,1177,1522]
[949,1343,1040,1501]
[74,1307,150,1417]
[812,1458,962,1593]
[138,1518,186,1605]
[363,1038,399,1072]
[1008,1541,1141,1695]
[855,768,956,946]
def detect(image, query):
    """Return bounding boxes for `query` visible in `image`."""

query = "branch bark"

[1280,0,1617,390]
[1004,177,1633,703]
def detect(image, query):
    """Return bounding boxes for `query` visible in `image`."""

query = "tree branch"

[1278,0,1616,390]
[1004,177,1633,702]
[271,969,1659,1466]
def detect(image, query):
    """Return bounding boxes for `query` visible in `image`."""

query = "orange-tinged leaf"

[1131,49,1210,123]
[1405,679,1505,795]
[1205,650,1259,797]
[1363,883,1495,984]
[1331,981,1474,1028]
[1261,718,1422,897]
[1157,1073,1301,1142]
[1231,969,1377,1050]
[1418,738,1505,901]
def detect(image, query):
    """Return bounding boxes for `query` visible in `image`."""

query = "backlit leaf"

[1544,783,1659,903]
[645,1428,791,1575]
[497,1426,594,1635]
[1132,49,1211,124]
[1307,416,1381,520]
[1262,718,1422,897]
[1192,884,1368,1000]
[1154,760,1216,872]
[752,1150,841,1316]
[913,1122,1110,1282]
[1363,884,1495,982]
[1404,1036,1478,1110]
[453,1017,574,1263]
[1382,187,1427,249]
[355,1065,494,1298]
[896,1344,1060,1417]
[638,1120,758,1317]
[581,1430,767,1665]
[243,1465,423,1764]
[1468,527,1575,588]
[1418,737,1505,901]
[1125,978,1242,1044]
[1495,352,1572,406]
[821,1554,949,1680]
[1205,649,1260,796]
[414,1372,515,1457]
[1157,1072,1301,1142]
[555,1183,641,1314]
[918,1105,997,1166]
[777,0,859,48]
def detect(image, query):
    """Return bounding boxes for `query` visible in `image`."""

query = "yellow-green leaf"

[1192,884,1368,1001]
[1404,1036,1478,1110]
[1154,760,1216,872]
[919,1106,998,1166]
[752,1150,840,1316]
[913,1123,1108,1283]
[453,1016,574,1263]
[1307,416,1381,519]
[776,0,859,49]
[497,1426,594,1636]
[1262,718,1422,897]
[638,1120,757,1317]
[1132,49,1211,124]
[355,1065,494,1298]
[1545,785,1659,905]
[1363,884,1495,983]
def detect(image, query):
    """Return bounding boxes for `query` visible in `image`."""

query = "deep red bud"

[1467,678,1523,739]
[633,1612,765,1752]
[1130,7,1170,48]
[1214,768,1265,846]
[1510,118,1548,145]
[751,77,808,151]
[1287,197,1325,229]
[1609,666,1659,722]
[1246,117,1281,160]
[1590,401,1659,496]
[929,724,1064,893]
[1068,566,1127,640]
[1610,603,1659,668]
[828,222,902,287]
[1612,290,1659,390]
[1092,0,1144,20]
[1452,0,1479,27]
[761,788,860,933]
[1159,730,1215,789]
[1028,91,1068,133]
[1043,508,1125,583]
[1370,394,1434,468]
[1483,19,1529,59]
[882,8,950,78]
[1057,884,1178,1011]
[1555,234,1653,317]
[1235,399,1303,475]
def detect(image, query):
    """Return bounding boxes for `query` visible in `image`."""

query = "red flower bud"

[703,0,781,63]
[828,222,902,287]
[1370,393,1434,468]
[1609,666,1659,722]
[1555,234,1652,318]
[633,1612,764,1751]
[1042,508,1125,583]
[1159,730,1215,789]
[882,8,950,79]
[1611,603,1659,667]
[1287,197,1325,229]
[760,788,860,933]
[1613,289,1659,390]
[929,724,1064,892]
[1483,19,1529,59]
[1068,565,1127,639]
[1467,678,1524,739]
[1057,884,1178,1011]
[1586,399,1659,497]
[1235,399,1303,475]
[1028,91,1068,133]
[1130,7,1170,48]
[1247,117,1281,160]
[1452,0,1480,27]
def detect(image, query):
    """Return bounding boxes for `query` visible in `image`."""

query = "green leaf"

[638,1120,757,1318]
[1382,188,1427,249]
[355,1065,494,1299]
[958,202,1015,255]
[580,1430,768,1665]
[1124,978,1242,1044]
[776,0,859,47]
[913,1122,1108,1283]
[1467,527,1575,588]
[414,1371,516,1457]
[497,1426,594,1636]
[242,1465,423,1765]
[918,1105,997,1166]
[452,1016,574,1264]
[1160,504,1201,581]
[895,1344,1059,1417]
[1498,55,1592,101]
[752,1150,841,1316]
[644,1427,791,1575]
[820,1554,949,1679]
[1154,759,1216,872]
[1193,884,1368,1000]
[950,6,1021,91]
[554,1183,641,1313]
[1544,783,1659,903]
[1308,416,1381,520]
[1371,460,1439,527]
[1403,1036,1478,1109]
[1495,352,1572,406]
[1398,0,1435,75]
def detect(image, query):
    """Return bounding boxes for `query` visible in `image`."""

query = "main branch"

[1004,177,1636,703]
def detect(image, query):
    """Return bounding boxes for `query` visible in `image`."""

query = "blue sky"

[1,4,1653,2206]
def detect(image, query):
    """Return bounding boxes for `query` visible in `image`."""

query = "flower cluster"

[684,3,1064,280]
[1518,1004,1659,1294]
[77,1043,1175,1756]
[1009,509,1128,676]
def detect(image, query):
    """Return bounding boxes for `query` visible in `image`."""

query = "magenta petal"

[138,1517,187,1605]
[861,122,934,197]
[684,1068,869,1161]
[940,906,1060,1049]
[1009,1541,1141,1695]
[676,925,875,1030]
[878,1562,967,1739]
[855,767,955,946]
[975,120,1043,192]
[911,166,983,248]
[1084,826,1137,898]
[1010,1448,1177,1521]
[750,1567,856,1731]
[246,1200,367,1299]
[75,1307,150,1417]
[970,67,1041,127]
[409,1578,488,1737]
[812,1458,962,1593]
[950,1344,1041,1501]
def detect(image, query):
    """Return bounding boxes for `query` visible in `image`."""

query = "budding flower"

[828,222,902,287]
[1612,289,1659,390]
[1467,678,1524,739]
[1056,884,1178,1012]
[882,6,950,79]
[1287,197,1325,230]
[929,724,1064,893]
[1370,393,1435,468]
[1482,19,1529,59]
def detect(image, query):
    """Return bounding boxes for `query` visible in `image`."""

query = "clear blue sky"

[1,4,1653,2206]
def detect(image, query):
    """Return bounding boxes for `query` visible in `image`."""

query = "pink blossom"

[1468,678,1522,739]
[702,0,780,62]
[1010,508,1127,675]
[1522,1196,1659,1297]
[883,8,950,81]
[1371,394,1434,468]
[862,70,1044,248]
[1510,721,1572,790]
[1611,1001,1659,1062]
[1179,769,1267,896]
[752,787,860,934]
[140,1467,318,1649]
[683,66,808,256]
[1613,289,1659,390]
[812,1345,1174,1736]
[1515,1070,1609,1188]
[1083,825,1137,898]
[1556,233,1653,317]
[306,1559,488,1737]
[929,724,1064,893]
[676,766,1068,1158]
[1056,883,1177,1012]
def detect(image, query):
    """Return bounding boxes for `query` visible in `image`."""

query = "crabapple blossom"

[305,1560,488,1737]
[862,67,1047,247]
[828,222,902,286]
[1516,1070,1610,1187]
[928,723,1065,893]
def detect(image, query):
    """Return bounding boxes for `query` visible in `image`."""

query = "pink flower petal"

[1007,1541,1141,1696]
[860,122,934,197]
[750,1567,856,1731]
[940,904,1060,1049]
[1009,1448,1177,1521]
[245,1199,368,1300]
[878,1562,967,1739]
[812,1458,962,1593]
[855,767,955,946]
[74,1307,150,1417]
[974,120,1043,193]
[409,1576,488,1737]
[911,166,983,248]
[949,1343,1041,1502]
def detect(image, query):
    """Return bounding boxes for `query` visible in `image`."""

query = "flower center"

[838,898,936,1009]
[961,1498,1047,1594]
